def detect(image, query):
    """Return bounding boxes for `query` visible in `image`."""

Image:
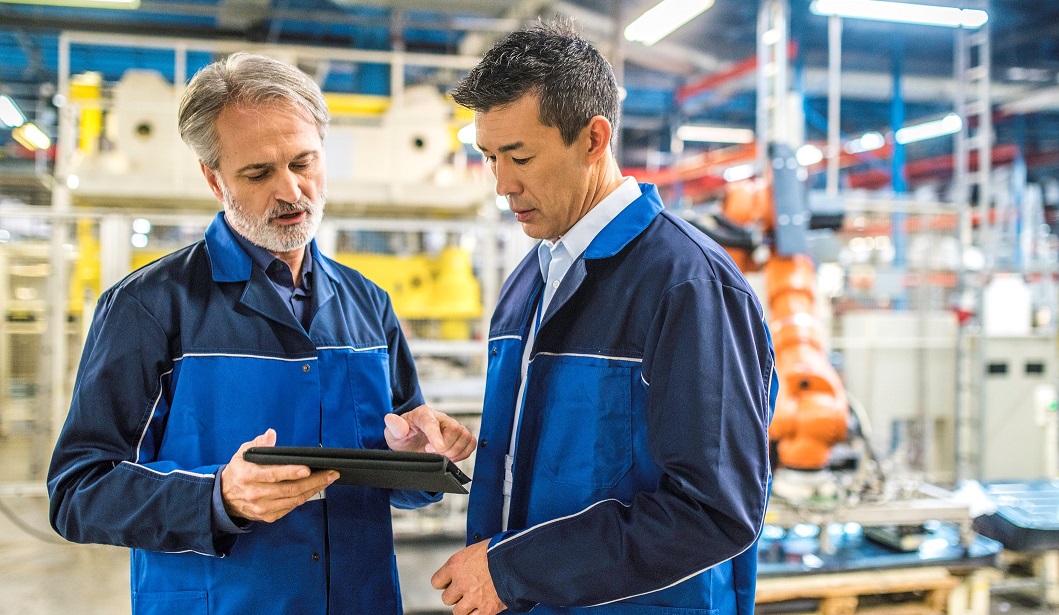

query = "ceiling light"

[0,0,139,8]
[796,144,824,166]
[11,123,51,151]
[723,164,755,182]
[894,113,962,144]
[0,95,25,128]
[844,131,886,153]
[676,125,755,144]
[625,0,715,46]
[457,122,475,145]
[810,0,987,29]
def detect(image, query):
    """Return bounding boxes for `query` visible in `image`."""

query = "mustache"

[267,198,315,219]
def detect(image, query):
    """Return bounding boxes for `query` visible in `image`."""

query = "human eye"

[290,155,316,171]
[512,157,531,165]
[246,171,269,182]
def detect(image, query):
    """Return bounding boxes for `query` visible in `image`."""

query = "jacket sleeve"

[47,288,227,556]
[485,278,774,610]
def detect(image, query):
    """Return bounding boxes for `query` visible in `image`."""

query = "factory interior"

[3,0,1059,613]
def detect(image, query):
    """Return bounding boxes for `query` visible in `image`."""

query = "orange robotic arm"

[722,180,848,471]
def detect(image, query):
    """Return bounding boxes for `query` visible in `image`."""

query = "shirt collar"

[538,176,641,278]
[223,214,312,288]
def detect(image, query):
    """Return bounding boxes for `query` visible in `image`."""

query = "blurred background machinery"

[3,0,1059,613]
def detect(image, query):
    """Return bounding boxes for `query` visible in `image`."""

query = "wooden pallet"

[756,566,960,615]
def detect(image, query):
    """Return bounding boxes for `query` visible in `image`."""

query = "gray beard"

[221,182,325,253]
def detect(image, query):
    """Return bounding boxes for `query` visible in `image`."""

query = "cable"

[0,496,68,545]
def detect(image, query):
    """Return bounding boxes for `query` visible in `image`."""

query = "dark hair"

[450,20,620,146]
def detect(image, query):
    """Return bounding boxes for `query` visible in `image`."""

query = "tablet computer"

[243,447,471,494]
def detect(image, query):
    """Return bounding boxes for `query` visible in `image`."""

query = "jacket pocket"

[534,356,634,489]
[133,590,207,615]
[345,350,392,449]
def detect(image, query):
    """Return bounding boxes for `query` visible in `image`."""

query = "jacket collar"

[204,211,339,285]
[582,183,664,260]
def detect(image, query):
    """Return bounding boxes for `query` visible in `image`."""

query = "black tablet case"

[243,447,471,494]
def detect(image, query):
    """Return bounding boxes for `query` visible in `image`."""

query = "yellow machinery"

[334,247,482,339]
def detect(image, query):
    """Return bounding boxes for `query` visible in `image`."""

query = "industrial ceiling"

[1,0,1058,206]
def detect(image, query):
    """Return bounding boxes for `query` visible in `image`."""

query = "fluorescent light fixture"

[457,122,475,145]
[844,131,886,153]
[810,0,987,28]
[676,125,755,144]
[625,0,715,46]
[723,164,755,182]
[0,95,25,128]
[11,123,51,150]
[894,113,962,144]
[761,28,782,46]
[796,144,824,166]
[0,0,139,8]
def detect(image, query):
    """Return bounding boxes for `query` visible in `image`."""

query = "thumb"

[237,428,276,457]
[259,428,277,447]
[384,413,410,440]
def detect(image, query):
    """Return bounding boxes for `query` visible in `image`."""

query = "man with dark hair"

[431,22,776,615]
[47,52,476,615]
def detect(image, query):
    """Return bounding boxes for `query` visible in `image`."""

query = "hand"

[432,539,507,615]
[221,429,339,523]
[384,405,476,462]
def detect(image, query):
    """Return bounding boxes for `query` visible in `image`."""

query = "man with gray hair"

[47,52,475,615]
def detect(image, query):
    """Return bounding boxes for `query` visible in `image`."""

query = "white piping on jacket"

[530,351,642,364]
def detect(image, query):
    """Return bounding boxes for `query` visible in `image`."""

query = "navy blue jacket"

[48,212,436,615]
[469,184,777,614]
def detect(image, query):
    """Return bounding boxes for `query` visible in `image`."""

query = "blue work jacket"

[48,212,437,615]
[469,184,777,614]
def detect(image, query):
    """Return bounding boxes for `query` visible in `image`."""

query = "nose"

[274,168,303,205]
[493,159,521,199]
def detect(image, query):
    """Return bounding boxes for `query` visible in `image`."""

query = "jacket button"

[479,439,487,448]
[303,364,311,372]
[491,347,498,356]
[473,533,482,542]
[312,552,320,561]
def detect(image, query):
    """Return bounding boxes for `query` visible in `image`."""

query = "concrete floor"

[0,492,461,615]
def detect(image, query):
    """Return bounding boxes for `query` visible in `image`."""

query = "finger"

[410,409,445,454]
[284,470,339,496]
[451,437,477,463]
[384,413,410,440]
[440,584,462,606]
[431,563,453,590]
[454,598,480,615]
[243,462,312,482]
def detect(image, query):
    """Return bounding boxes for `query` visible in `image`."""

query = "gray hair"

[177,52,330,170]
[450,20,619,146]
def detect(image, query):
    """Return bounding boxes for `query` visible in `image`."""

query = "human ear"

[584,115,612,164]
[200,161,225,203]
